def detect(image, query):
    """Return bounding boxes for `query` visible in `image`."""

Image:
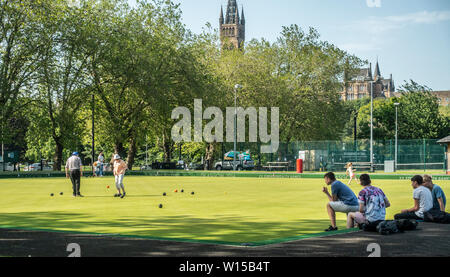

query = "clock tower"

[220,0,245,49]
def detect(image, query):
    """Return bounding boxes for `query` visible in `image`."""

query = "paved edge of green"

[0,225,360,247]
[1,170,449,180]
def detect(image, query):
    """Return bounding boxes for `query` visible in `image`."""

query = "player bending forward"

[346,162,356,185]
[113,154,128,198]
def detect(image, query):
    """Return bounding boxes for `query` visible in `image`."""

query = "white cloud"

[335,10,450,54]
[386,10,450,24]
[348,10,450,34]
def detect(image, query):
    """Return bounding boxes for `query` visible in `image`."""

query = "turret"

[220,6,224,25]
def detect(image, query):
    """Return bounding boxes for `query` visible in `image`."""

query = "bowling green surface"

[0,176,448,245]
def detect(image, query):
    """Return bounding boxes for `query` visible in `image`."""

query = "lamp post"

[145,135,148,169]
[233,84,243,171]
[91,90,95,174]
[1,106,5,171]
[394,103,400,171]
[370,81,374,172]
[354,111,358,142]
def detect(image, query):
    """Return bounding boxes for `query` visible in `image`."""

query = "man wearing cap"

[65,152,83,197]
[113,154,128,198]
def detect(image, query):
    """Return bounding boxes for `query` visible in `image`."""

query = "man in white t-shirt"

[395,175,433,220]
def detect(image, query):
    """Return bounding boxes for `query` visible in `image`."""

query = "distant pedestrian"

[65,152,84,197]
[97,151,105,177]
[346,162,356,185]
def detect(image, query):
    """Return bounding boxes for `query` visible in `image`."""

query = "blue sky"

[129,0,450,91]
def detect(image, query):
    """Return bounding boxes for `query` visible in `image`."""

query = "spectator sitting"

[394,175,433,220]
[347,174,391,229]
[423,175,446,212]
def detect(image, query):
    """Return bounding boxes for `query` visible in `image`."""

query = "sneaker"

[77,194,84,198]
[73,194,77,197]
[120,193,126,199]
[324,226,338,232]
[114,194,121,198]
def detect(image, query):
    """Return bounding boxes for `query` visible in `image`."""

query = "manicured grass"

[0,176,448,244]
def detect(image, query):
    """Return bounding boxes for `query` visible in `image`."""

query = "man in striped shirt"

[65,152,83,197]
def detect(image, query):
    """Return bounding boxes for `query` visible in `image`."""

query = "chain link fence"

[219,139,446,172]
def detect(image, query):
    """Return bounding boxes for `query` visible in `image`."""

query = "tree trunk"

[112,142,126,167]
[114,142,126,158]
[204,143,216,171]
[127,137,137,170]
[162,134,172,163]
[53,138,63,171]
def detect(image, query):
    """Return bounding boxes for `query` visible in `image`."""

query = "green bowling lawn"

[0,176,448,245]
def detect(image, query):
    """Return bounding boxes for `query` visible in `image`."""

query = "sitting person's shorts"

[329,201,359,213]
[353,212,368,224]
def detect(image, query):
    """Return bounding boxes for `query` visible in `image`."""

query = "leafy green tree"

[357,80,449,140]
[29,1,93,170]
[213,25,363,142]
[0,0,50,147]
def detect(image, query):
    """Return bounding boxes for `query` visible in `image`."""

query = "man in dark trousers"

[65,152,83,197]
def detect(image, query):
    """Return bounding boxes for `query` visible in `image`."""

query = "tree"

[357,80,450,140]
[213,25,363,142]
[0,1,48,148]
[88,0,211,168]
[30,0,93,170]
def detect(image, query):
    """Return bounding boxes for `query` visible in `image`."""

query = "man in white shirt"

[65,152,83,197]
[395,175,433,220]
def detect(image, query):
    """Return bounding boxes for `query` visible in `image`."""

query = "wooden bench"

[336,162,372,171]
[263,162,290,171]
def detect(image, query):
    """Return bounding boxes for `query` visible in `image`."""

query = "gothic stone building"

[341,61,395,101]
[430,91,450,107]
[220,0,245,49]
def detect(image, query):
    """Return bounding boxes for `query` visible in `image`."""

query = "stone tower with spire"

[220,0,245,49]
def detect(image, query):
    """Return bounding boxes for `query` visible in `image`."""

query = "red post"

[297,159,303,174]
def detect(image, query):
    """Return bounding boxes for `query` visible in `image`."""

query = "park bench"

[335,161,372,172]
[263,162,290,171]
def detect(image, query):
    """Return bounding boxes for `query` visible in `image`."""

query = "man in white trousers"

[113,154,128,198]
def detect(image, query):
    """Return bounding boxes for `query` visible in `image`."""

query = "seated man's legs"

[347,212,366,229]
[328,201,359,229]
[326,202,337,228]
[394,211,422,220]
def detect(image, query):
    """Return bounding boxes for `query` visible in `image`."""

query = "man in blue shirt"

[423,175,446,212]
[322,172,359,232]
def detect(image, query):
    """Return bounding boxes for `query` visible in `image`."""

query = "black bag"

[376,220,401,235]
[359,220,383,232]
[395,219,418,231]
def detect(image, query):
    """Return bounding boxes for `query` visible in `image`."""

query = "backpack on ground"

[395,219,418,231]
[376,220,401,235]
[359,220,383,232]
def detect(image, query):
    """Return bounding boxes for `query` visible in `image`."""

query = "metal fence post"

[423,139,426,172]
